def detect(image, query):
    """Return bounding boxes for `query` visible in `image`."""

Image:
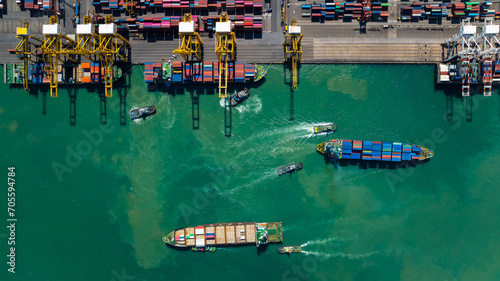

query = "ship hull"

[277,162,303,176]
[129,106,156,120]
[230,88,250,107]
[145,62,266,84]
[317,139,433,162]
[314,124,337,134]
[163,222,283,248]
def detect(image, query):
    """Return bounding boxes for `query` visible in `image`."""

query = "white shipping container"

[195,228,204,235]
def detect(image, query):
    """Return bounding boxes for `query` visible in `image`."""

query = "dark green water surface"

[1,64,500,281]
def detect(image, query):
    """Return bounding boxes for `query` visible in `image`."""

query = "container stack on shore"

[306,1,389,22]
[400,3,447,22]
[93,0,263,15]
[450,2,480,19]
[17,0,54,10]
[479,2,495,20]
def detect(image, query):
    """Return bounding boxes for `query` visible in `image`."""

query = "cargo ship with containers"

[144,61,266,84]
[3,62,122,85]
[163,222,283,250]
[317,139,434,162]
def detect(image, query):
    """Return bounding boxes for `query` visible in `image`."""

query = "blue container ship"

[317,139,434,162]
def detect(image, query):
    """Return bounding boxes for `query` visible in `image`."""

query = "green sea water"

[1,64,500,281]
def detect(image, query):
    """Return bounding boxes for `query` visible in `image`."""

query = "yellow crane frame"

[215,13,236,98]
[173,13,204,62]
[283,18,303,90]
[126,0,136,16]
[40,16,80,97]
[97,16,131,97]
[74,15,98,60]
[14,20,44,91]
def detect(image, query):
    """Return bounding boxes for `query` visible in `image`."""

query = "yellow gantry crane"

[14,20,44,91]
[74,15,98,61]
[174,13,204,62]
[40,16,80,97]
[283,18,303,90]
[97,15,131,97]
[215,13,236,98]
[126,0,136,16]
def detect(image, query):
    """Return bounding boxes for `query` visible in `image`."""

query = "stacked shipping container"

[145,61,259,84]
[94,0,263,14]
[306,1,389,22]
[338,140,423,162]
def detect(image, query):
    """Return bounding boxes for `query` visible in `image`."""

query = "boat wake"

[301,237,349,247]
[235,95,262,114]
[223,170,275,196]
[301,250,379,260]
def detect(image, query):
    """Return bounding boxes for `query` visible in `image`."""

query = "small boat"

[314,123,337,134]
[230,88,250,107]
[129,106,156,120]
[278,245,301,254]
[191,246,216,252]
[276,162,303,176]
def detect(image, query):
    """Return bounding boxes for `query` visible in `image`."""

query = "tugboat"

[230,88,250,107]
[276,162,303,176]
[129,106,156,120]
[314,123,337,134]
[278,245,302,254]
[191,246,216,252]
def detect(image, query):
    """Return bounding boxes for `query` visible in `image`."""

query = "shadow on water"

[435,83,479,123]
[331,158,429,170]
[283,63,300,121]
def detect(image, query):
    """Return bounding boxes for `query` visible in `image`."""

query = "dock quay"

[1,0,500,64]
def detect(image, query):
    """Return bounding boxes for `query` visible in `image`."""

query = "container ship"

[163,222,283,249]
[144,61,266,84]
[4,62,122,85]
[317,139,434,162]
